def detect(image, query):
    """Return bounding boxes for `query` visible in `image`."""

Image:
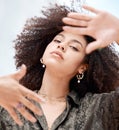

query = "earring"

[40,58,45,68]
[42,64,45,68]
[76,73,84,83]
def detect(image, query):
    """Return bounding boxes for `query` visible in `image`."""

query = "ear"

[77,64,88,74]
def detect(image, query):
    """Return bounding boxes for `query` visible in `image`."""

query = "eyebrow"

[71,39,83,48]
[57,33,83,48]
[57,33,64,38]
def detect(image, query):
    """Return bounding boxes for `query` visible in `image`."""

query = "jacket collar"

[67,90,81,106]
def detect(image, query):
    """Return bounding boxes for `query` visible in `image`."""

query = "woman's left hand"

[62,5,119,54]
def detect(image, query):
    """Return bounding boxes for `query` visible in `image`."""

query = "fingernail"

[31,117,37,123]
[39,96,46,102]
[37,111,43,116]
[67,13,71,16]
[62,17,67,21]
[62,26,68,30]
[35,109,43,116]
[18,121,23,126]
[41,98,46,102]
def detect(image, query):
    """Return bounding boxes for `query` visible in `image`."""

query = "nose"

[57,43,66,52]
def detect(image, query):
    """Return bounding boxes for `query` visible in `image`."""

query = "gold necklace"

[38,92,67,102]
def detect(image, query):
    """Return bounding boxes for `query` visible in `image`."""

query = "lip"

[50,51,64,59]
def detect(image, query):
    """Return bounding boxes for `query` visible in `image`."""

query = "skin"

[42,31,87,77]
[1,5,119,125]
[39,31,88,128]
[40,31,87,98]
[62,5,119,54]
[0,31,87,126]
[0,65,44,125]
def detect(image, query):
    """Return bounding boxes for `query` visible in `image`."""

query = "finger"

[82,5,100,14]
[16,104,37,123]
[63,26,88,35]
[20,96,42,116]
[6,107,23,125]
[67,12,91,21]
[62,17,88,27]
[20,86,45,103]
[11,64,27,81]
[86,40,102,54]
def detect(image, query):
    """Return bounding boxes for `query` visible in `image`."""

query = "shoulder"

[79,88,119,115]
[83,87,119,104]
[92,88,119,106]
[69,88,119,108]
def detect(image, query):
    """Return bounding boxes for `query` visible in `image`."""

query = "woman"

[0,5,119,130]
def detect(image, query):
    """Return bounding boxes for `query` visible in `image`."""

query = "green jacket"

[0,90,119,130]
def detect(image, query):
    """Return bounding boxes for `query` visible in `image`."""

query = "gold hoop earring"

[76,73,84,83]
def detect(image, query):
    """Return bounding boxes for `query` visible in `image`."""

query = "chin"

[45,58,62,65]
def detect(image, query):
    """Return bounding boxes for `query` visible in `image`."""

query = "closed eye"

[53,39,61,43]
[69,46,79,51]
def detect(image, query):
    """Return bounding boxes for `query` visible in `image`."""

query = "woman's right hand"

[0,65,43,125]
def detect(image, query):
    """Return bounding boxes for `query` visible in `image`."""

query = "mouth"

[50,51,64,59]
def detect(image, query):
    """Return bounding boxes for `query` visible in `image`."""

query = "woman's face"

[42,31,87,77]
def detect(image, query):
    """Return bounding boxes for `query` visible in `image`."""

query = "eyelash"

[53,39,61,43]
[69,46,79,51]
[53,39,79,51]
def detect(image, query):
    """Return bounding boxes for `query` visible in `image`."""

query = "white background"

[0,0,119,75]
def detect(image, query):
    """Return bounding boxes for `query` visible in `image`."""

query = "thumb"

[86,40,102,54]
[11,64,27,81]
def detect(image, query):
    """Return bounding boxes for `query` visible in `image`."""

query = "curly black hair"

[14,4,119,98]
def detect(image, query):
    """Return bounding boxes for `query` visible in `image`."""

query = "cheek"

[64,54,84,72]
[70,58,83,69]
[67,50,85,64]
[42,48,50,60]
[43,43,52,55]
[42,43,55,62]
[45,42,55,51]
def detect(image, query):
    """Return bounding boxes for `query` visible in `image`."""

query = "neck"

[39,69,70,99]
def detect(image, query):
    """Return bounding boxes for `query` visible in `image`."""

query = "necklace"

[38,91,67,102]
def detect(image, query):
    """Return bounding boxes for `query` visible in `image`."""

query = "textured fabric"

[0,89,119,130]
